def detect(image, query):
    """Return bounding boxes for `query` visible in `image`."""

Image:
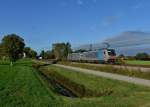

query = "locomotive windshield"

[107,49,116,56]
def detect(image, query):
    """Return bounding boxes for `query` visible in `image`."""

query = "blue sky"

[0,0,150,52]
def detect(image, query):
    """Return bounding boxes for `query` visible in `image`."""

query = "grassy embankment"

[45,65,150,107]
[59,61,150,80]
[1,59,150,107]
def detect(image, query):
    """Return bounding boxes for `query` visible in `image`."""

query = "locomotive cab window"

[107,49,116,56]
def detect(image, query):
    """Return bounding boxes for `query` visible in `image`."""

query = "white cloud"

[105,31,150,48]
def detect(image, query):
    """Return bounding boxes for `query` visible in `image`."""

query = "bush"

[135,52,149,60]
[115,57,125,65]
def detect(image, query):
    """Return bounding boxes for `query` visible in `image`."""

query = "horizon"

[0,0,150,54]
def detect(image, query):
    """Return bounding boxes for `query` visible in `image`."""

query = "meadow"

[0,59,150,107]
[125,60,150,66]
[0,59,62,107]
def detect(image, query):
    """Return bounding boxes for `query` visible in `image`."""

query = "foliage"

[40,50,55,59]
[74,49,88,53]
[24,47,37,58]
[0,44,4,59]
[46,50,55,59]
[40,50,45,59]
[52,42,72,60]
[64,42,72,58]
[125,56,136,60]
[1,34,25,64]
[52,43,66,60]
[118,54,125,58]
[115,57,125,65]
[135,52,149,60]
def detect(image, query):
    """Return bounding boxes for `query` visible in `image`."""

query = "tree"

[119,54,125,58]
[118,54,125,59]
[1,34,25,65]
[52,42,72,60]
[39,50,55,59]
[30,50,37,58]
[74,49,87,53]
[64,42,72,58]
[0,44,4,59]
[135,52,149,60]
[24,47,37,58]
[40,50,45,59]
[44,50,55,59]
[52,43,66,60]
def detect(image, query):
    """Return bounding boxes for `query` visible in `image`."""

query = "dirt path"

[54,64,150,87]
[76,63,150,72]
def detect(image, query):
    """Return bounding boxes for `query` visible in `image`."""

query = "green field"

[125,60,150,66]
[1,59,150,107]
[0,59,62,107]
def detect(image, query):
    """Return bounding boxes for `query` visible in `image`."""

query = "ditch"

[32,62,113,98]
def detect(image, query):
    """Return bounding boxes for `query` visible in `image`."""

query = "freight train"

[68,48,116,63]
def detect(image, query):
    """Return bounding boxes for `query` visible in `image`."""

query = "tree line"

[0,34,37,65]
[0,33,149,66]
[39,42,72,60]
[119,53,150,60]
[0,34,72,65]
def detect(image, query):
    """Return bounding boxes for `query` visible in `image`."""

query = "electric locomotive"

[68,48,116,63]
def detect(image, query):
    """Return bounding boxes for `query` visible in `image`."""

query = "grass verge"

[34,64,113,98]
[59,61,150,80]
[47,65,150,107]
[125,60,150,67]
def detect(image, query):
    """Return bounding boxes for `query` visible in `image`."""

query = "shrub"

[135,52,149,60]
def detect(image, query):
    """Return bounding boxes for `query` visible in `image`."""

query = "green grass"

[1,59,150,107]
[47,65,150,107]
[0,60,62,107]
[125,60,150,66]
[59,62,150,80]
